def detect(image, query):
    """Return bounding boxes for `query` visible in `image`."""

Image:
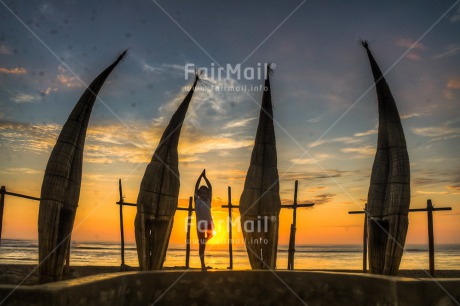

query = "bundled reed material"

[38,51,126,282]
[239,67,281,269]
[135,75,199,270]
[362,41,410,276]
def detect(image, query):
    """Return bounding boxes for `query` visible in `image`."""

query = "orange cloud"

[447,78,460,89]
[0,120,60,152]
[0,67,27,74]
[396,38,424,50]
[406,52,422,61]
[56,65,82,88]
[416,190,448,195]
[1,167,42,175]
[340,146,375,158]
[291,154,331,165]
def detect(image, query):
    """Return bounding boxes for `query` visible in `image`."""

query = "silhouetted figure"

[194,169,214,270]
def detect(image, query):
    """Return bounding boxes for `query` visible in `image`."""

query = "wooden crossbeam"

[0,185,71,269]
[281,203,314,208]
[116,200,192,211]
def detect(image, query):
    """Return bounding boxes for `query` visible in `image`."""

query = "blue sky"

[0,0,459,243]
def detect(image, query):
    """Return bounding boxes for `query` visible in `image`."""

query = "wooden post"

[221,187,240,269]
[0,186,6,247]
[64,238,71,273]
[185,196,193,268]
[118,179,125,271]
[363,203,368,273]
[228,186,233,270]
[427,199,435,277]
[287,180,298,270]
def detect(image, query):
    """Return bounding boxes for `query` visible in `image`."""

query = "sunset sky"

[0,0,459,247]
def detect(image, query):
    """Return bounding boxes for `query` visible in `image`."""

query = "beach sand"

[1,264,459,286]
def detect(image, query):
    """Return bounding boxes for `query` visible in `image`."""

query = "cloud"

[308,136,361,148]
[412,121,460,149]
[396,38,425,50]
[446,184,460,191]
[423,157,456,163]
[142,62,185,78]
[0,67,27,74]
[155,77,245,129]
[11,93,40,103]
[309,127,376,149]
[433,44,460,59]
[447,78,460,89]
[0,71,258,165]
[56,65,82,88]
[179,136,253,156]
[306,186,326,192]
[291,154,331,165]
[0,119,253,164]
[450,5,460,23]
[406,52,422,61]
[215,169,248,181]
[0,44,12,55]
[1,168,42,175]
[307,115,323,123]
[217,169,362,185]
[396,38,424,61]
[401,112,421,119]
[411,126,460,137]
[353,129,377,137]
[416,190,449,195]
[279,192,334,206]
[281,169,358,181]
[223,117,256,129]
[0,120,61,153]
[40,87,58,96]
[340,146,375,158]
[412,169,459,188]
[304,193,335,205]
[442,76,460,99]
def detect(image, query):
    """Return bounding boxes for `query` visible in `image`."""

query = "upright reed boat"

[135,74,199,270]
[363,41,411,275]
[38,51,126,281]
[239,66,281,269]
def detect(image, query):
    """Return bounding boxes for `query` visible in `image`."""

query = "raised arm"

[202,172,212,201]
[195,169,205,196]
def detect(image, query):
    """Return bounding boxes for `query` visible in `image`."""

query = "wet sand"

[1,264,459,286]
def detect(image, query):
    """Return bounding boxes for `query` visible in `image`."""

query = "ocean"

[1,239,459,271]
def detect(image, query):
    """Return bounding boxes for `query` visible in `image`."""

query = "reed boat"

[38,51,126,281]
[135,74,199,270]
[239,67,281,269]
[362,41,411,276]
